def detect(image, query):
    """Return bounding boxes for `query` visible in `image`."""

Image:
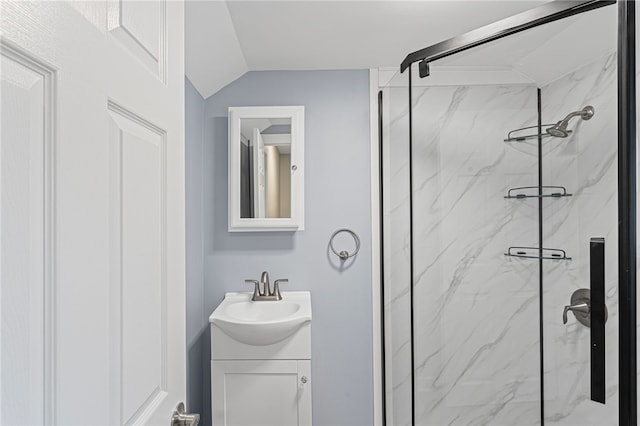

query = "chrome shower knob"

[563,302,590,325]
[562,288,607,327]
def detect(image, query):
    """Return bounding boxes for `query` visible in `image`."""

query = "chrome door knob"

[171,402,200,426]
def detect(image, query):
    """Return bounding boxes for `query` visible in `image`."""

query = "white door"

[252,128,266,218]
[0,1,188,424]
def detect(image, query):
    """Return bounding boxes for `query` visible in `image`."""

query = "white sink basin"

[209,291,311,346]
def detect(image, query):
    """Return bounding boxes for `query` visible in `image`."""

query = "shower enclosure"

[379,1,636,425]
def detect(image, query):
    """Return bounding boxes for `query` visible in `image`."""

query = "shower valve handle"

[563,302,590,324]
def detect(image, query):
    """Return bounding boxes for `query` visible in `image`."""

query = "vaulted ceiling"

[185,0,551,99]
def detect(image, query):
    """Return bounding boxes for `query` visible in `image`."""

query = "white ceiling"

[186,1,618,98]
[185,0,551,98]
[432,4,617,87]
[185,1,248,99]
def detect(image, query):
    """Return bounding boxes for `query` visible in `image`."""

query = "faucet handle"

[273,279,288,300]
[245,280,261,298]
[563,302,590,324]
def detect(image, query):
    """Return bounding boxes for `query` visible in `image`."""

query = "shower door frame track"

[394,0,636,425]
[617,2,637,425]
[399,0,616,73]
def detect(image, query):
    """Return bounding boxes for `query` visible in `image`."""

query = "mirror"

[228,106,304,232]
[239,117,292,219]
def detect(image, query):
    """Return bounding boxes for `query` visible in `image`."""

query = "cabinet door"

[212,360,311,426]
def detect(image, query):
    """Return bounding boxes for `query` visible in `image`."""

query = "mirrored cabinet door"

[228,106,304,232]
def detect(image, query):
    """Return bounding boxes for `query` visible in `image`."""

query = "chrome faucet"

[261,271,271,297]
[245,271,287,301]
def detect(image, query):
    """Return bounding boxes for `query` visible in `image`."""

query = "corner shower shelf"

[505,246,572,261]
[503,125,572,142]
[504,185,572,199]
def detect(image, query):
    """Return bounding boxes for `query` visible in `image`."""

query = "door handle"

[563,301,590,324]
[562,239,607,404]
[171,402,199,426]
[590,237,606,404]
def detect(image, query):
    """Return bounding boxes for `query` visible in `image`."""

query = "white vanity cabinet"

[209,291,312,426]
[211,359,311,425]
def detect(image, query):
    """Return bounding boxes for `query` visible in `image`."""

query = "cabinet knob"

[300,376,308,384]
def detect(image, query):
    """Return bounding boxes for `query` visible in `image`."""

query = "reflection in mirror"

[239,118,292,219]
[228,105,304,232]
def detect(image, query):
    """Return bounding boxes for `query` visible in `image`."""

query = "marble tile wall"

[412,82,542,425]
[383,79,543,424]
[541,53,618,425]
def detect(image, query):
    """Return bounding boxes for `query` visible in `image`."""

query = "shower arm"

[554,106,595,126]
[556,110,586,125]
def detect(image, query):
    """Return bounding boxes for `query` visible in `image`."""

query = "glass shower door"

[380,69,412,426]
[381,2,634,424]
[407,66,541,426]
[540,34,619,424]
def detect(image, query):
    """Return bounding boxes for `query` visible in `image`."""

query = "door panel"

[0,41,54,426]
[108,0,166,81]
[0,1,185,424]
[108,103,169,424]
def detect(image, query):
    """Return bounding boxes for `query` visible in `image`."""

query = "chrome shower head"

[546,105,595,138]
[546,124,570,138]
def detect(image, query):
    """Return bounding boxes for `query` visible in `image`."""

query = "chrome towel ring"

[329,229,360,260]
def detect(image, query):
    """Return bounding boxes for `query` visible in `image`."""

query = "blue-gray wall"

[185,77,206,419]
[186,70,373,426]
